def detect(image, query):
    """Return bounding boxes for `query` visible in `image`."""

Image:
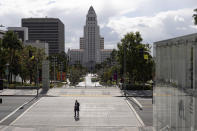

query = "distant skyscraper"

[69,6,113,69]
[22,18,64,55]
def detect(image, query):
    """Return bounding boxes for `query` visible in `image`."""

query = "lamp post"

[52,56,57,83]
[29,50,39,97]
[5,63,9,88]
[36,58,39,97]
[58,62,63,81]
[123,42,126,96]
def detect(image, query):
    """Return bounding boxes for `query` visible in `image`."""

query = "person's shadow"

[74,115,80,121]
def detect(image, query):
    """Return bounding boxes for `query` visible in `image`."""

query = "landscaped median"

[119,83,153,90]
[1,81,57,89]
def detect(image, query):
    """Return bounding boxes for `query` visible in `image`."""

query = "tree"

[2,31,23,83]
[18,45,46,84]
[69,65,86,85]
[0,39,7,78]
[117,32,154,84]
[28,46,45,84]
[18,46,30,84]
[193,8,197,25]
[48,52,69,82]
[96,49,119,85]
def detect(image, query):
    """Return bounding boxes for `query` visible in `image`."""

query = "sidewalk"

[0,89,39,96]
[125,90,153,97]
[1,88,143,131]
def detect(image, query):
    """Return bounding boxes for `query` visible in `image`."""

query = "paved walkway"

[47,88,121,97]
[0,89,38,96]
[0,88,143,131]
[125,90,153,97]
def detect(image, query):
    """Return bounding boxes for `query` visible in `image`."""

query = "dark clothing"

[74,101,80,117]
[75,102,80,111]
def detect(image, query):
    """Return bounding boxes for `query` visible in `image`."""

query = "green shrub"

[120,84,152,90]
[91,77,99,82]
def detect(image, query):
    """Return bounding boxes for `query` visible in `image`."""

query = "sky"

[0,0,197,52]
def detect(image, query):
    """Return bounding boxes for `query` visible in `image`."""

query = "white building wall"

[69,50,84,65]
[7,27,28,42]
[25,40,49,56]
[154,33,197,89]
[101,50,113,63]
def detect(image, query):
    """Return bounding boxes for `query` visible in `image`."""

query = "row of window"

[22,22,58,25]
[25,28,58,30]
[30,31,58,33]
[88,17,96,21]
[88,22,96,25]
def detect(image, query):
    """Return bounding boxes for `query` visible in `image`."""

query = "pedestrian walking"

[74,100,80,118]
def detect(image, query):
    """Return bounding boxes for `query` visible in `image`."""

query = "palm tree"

[2,31,23,83]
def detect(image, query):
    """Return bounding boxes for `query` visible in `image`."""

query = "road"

[0,96,33,121]
[0,89,40,126]
[129,97,153,126]
[0,96,36,125]
[125,90,153,127]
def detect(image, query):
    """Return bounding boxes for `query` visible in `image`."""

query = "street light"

[29,50,39,97]
[123,42,126,96]
[52,56,57,83]
[5,63,9,88]
[58,62,63,81]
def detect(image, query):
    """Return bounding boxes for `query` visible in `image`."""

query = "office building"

[22,18,64,55]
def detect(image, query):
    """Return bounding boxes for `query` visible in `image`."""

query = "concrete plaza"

[0,88,143,131]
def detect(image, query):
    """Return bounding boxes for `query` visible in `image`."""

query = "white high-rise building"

[82,6,102,68]
[69,6,113,69]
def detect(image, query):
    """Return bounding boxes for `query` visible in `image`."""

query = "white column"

[182,44,187,88]
[42,60,50,91]
[193,44,197,90]
[156,45,160,81]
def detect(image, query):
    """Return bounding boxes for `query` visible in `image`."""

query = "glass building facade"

[154,33,197,131]
[153,83,197,131]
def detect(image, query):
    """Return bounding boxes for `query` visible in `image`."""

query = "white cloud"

[190,25,197,29]
[107,8,197,44]
[174,15,185,22]
[0,0,196,52]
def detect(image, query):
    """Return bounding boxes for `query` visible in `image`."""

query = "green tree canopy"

[19,45,46,84]
[0,38,7,78]
[117,32,154,84]
[2,31,23,83]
